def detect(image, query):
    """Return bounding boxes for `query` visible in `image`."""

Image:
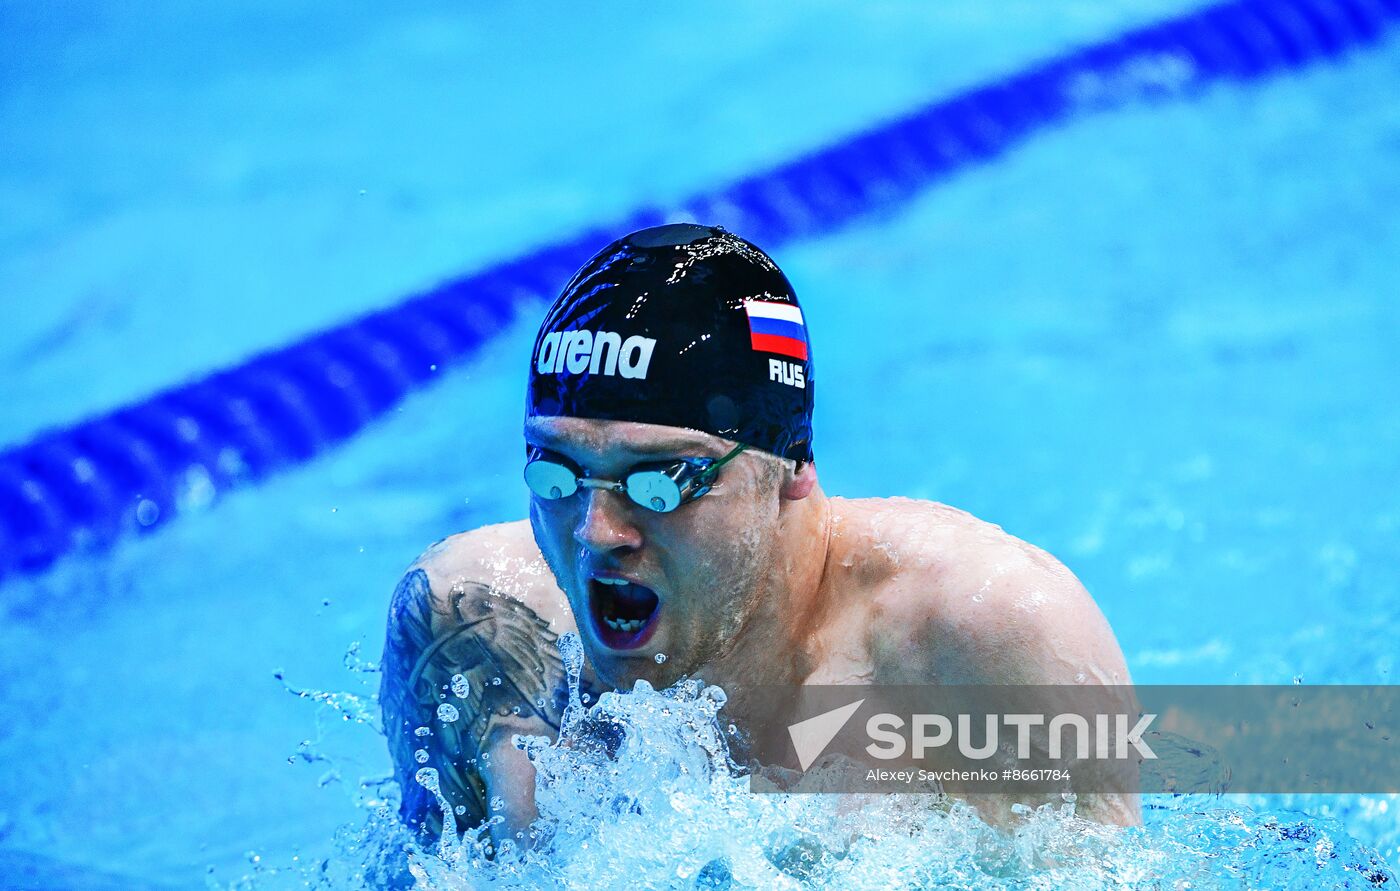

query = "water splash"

[451,673,472,699]
[273,670,381,731]
[343,640,381,674]
[399,637,1396,890]
[232,634,1399,890]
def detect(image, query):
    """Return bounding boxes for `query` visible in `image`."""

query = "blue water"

[2,1,1398,888]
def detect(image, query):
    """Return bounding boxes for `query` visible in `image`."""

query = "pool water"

[2,1,1397,888]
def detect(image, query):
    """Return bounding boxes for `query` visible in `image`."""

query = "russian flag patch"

[744,300,808,361]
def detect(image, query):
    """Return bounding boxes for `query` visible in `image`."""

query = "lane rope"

[3,0,1396,581]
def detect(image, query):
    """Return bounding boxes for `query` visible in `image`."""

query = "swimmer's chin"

[591,650,685,695]
[579,619,679,695]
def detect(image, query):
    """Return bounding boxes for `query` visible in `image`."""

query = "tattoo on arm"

[379,568,589,836]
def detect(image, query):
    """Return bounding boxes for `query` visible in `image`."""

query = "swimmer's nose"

[573,487,642,555]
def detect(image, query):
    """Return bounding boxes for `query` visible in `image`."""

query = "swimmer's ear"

[780,459,818,501]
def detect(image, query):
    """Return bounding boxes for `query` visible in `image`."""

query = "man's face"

[524,416,783,691]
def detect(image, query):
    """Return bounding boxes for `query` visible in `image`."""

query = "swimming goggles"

[524,443,748,513]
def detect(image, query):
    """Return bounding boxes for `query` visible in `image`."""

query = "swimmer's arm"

[880,542,1139,827]
[379,554,572,847]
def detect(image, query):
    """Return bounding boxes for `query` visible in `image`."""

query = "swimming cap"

[526,223,814,462]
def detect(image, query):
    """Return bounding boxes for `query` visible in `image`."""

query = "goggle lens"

[624,469,684,512]
[524,459,579,500]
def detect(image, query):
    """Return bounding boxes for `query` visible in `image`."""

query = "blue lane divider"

[3,0,1397,582]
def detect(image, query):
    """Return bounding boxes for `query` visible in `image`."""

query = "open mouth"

[588,576,661,651]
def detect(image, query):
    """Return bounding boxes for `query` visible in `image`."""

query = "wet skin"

[380,418,1137,846]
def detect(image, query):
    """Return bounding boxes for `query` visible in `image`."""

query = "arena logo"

[536,330,657,379]
[788,700,1158,771]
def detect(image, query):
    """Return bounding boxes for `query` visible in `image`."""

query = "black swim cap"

[526,224,814,462]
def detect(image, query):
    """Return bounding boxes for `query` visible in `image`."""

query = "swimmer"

[379,224,1136,846]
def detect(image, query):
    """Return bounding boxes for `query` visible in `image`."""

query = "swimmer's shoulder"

[406,520,575,633]
[836,496,1129,686]
[826,496,995,585]
[836,497,1139,826]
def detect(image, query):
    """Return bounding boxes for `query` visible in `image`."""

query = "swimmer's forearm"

[380,564,572,839]
[479,739,543,847]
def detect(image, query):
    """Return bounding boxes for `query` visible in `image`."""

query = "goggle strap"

[696,443,748,483]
